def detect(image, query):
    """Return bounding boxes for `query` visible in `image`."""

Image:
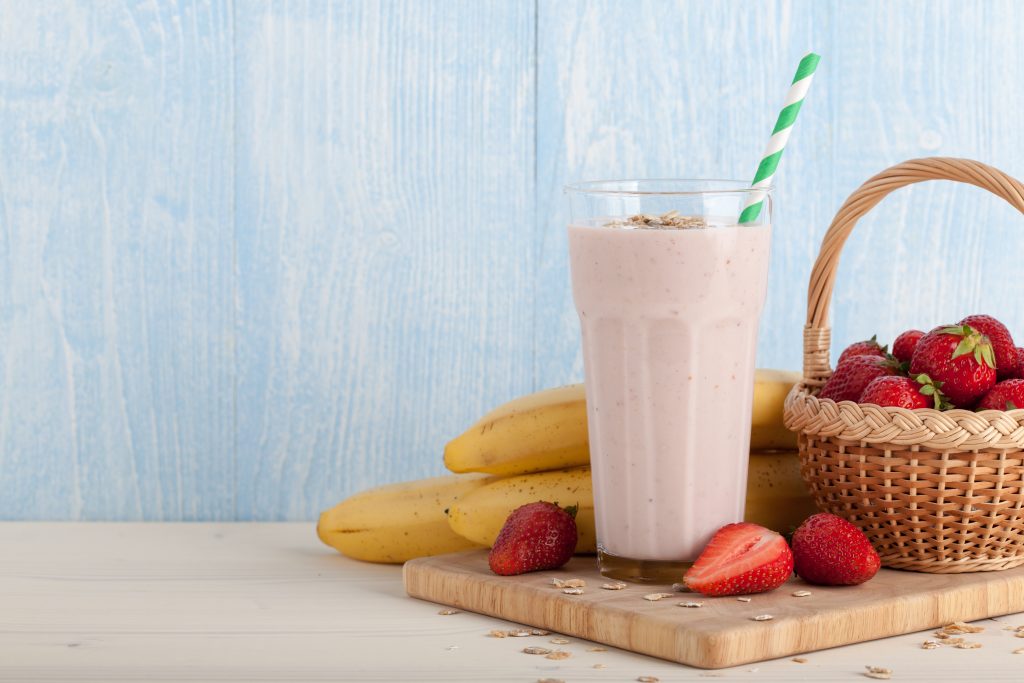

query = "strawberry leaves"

[945,324,996,369]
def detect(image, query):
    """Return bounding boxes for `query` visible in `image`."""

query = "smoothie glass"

[565,180,772,582]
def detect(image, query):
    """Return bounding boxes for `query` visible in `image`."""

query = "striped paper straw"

[738,52,821,224]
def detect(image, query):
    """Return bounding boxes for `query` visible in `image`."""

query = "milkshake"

[566,180,772,582]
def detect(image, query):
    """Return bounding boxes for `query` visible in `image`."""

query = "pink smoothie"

[568,220,772,562]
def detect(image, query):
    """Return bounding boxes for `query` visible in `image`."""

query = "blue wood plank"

[233,1,536,519]
[0,0,235,520]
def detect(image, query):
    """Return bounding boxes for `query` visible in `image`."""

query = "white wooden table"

[2,523,1023,682]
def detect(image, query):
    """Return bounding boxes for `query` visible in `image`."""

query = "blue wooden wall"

[3,0,1024,520]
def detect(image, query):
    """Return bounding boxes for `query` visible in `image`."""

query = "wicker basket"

[783,157,1024,573]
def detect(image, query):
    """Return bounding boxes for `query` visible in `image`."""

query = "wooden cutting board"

[404,550,1024,669]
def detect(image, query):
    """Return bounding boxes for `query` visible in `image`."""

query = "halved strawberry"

[682,522,793,597]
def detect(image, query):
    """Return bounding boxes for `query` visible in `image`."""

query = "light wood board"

[405,549,1024,669]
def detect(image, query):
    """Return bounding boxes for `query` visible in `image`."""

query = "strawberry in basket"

[891,329,925,365]
[909,324,996,407]
[836,335,887,366]
[977,379,1024,411]
[818,353,897,403]
[959,314,1017,379]
[859,374,947,410]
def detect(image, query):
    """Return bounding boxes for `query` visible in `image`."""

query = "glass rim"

[563,178,773,197]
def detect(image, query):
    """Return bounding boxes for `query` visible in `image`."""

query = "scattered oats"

[488,630,507,638]
[1014,631,1024,639]
[1002,625,1016,631]
[588,646,607,652]
[792,590,812,597]
[1014,625,1024,632]
[661,209,680,220]
[864,666,892,680]
[941,621,984,634]
[672,582,692,592]
[637,677,660,683]
[563,578,586,588]
[509,629,532,637]
[546,650,571,660]
[954,641,982,649]
[940,637,966,646]
[752,614,774,621]
[437,608,460,615]
[522,646,552,655]
[921,640,940,649]
[550,578,566,588]
[678,601,704,608]
[602,581,628,590]
[562,587,584,595]
[549,638,570,645]
[793,657,808,663]
[593,663,607,669]
[643,592,674,601]
[737,597,752,603]
[1014,648,1024,654]
[531,629,550,636]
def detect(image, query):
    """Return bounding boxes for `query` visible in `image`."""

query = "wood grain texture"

[406,549,1024,669]
[232,1,535,520]
[4,2,1024,520]
[0,1,234,520]
[4,522,1024,682]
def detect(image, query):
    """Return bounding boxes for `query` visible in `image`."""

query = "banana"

[750,369,804,450]
[444,384,589,477]
[447,453,817,552]
[744,450,820,535]
[448,467,598,552]
[317,473,496,563]
[444,369,802,476]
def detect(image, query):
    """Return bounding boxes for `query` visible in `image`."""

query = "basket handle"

[803,157,1024,386]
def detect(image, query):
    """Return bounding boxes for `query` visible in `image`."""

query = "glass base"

[597,549,693,584]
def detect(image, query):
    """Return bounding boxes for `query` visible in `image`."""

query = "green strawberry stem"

[943,324,996,369]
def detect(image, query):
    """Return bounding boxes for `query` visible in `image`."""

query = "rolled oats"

[643,592,674,601]
[522,646,552,655]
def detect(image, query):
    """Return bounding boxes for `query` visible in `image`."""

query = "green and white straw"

[738,52,821,224]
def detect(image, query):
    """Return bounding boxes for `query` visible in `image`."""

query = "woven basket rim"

[785,384,1024,450]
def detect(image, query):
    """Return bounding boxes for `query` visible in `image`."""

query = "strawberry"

[858,374,947,410]
[909,325,997,407]
[1007,347,1024,379]
[682,522,793,597]
[488,502,578,576]
[818,355,897,403]
[977,379,1024,411]
[959,315,1017,379]
[837,335,887,367]
[891,329,925,365]
[791,513,880,586]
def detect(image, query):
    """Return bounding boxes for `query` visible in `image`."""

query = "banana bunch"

[444,369,800,475]
[318,369,812,563]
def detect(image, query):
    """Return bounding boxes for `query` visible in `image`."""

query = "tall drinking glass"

[565,180,773,582]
